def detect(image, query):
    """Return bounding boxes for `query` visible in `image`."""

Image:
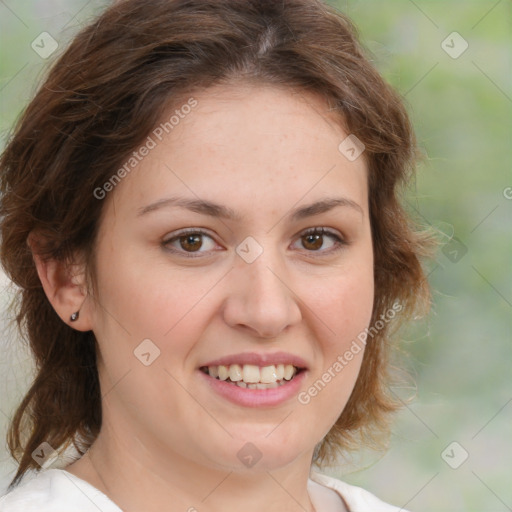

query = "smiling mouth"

[200,363,304,389]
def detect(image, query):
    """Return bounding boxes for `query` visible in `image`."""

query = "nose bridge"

[222,240,302,338]
[244,247,286,300]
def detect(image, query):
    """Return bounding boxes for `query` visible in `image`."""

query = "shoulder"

[0,469,121,512]
[309,470,410,512]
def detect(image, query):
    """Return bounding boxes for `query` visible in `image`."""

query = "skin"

[36,83,374,512]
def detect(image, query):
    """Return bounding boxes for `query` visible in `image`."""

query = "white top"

[0,468,409,512]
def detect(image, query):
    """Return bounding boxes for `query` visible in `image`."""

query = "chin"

[208,433,311,473]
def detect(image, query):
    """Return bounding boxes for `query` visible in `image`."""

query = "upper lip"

[200,351,308,369]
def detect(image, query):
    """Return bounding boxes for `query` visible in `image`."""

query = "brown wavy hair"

[0,0,433,488]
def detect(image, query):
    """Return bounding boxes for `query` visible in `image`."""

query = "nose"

[221,248,302,339]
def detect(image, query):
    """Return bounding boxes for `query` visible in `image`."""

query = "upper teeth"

[205,364,298,384]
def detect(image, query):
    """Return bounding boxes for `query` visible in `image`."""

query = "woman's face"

[89,83,374,472]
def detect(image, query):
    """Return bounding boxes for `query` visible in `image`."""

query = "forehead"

[105,83,368,221]
[172,83,346,155]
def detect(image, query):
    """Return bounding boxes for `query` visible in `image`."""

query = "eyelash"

[162,227,348,258]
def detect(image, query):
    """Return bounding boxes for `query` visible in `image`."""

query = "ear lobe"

[28,237,92,331]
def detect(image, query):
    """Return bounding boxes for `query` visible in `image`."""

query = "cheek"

[299,270,373,429]
[300,256,374,409]
[308,262,374,346]
[92,237,212,341]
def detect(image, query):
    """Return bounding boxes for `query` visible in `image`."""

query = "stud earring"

[70,311,79,322]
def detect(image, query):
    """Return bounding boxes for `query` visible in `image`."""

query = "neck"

[67,418,317,512]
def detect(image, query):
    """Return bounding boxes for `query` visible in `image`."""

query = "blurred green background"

[0,1,510,511]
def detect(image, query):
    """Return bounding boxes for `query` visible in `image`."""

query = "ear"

[28,235,93,331]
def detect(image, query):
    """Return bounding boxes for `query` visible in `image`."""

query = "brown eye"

[179,234,203,252]
[295,227,346,254]
[302,232,324,251]
[163,229,217,256]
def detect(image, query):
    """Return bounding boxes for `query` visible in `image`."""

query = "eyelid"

[162,227,215,242]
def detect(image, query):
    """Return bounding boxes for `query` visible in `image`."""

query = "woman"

[0,0,432,510]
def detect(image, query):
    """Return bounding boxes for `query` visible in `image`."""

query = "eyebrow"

[137,195,363,222]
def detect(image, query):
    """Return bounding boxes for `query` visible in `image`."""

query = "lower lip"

[198,369,307,408]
